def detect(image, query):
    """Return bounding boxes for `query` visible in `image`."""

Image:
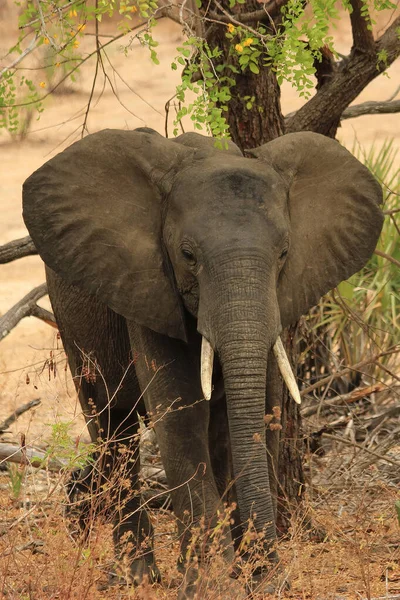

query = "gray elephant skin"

[22,128,383,595]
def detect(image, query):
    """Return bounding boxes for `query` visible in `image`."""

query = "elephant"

[22,127,383,596]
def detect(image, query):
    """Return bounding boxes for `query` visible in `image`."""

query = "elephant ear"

[23,128,190,340]
[248,132,384,328]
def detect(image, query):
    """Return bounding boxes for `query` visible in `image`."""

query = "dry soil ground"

[0,5,399,599]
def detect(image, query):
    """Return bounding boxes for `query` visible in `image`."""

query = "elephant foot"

[96,558,161,590]
[246,567,291,597]
[128,556,161,586]
[177,566,246,600]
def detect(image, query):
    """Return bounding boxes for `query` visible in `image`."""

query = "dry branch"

[0,442,66,471]
[322,432,400,468]
[0,235,37,264]
[0,283,56,341]
[374,249,400,269]
[341,99,400,120]
[0,441,168,487]
[301,383,384,418]
[0,399,41,433]
[300,347,399,397]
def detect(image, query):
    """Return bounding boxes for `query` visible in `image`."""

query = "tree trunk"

[204,3,304,531]
[205,7,284,150]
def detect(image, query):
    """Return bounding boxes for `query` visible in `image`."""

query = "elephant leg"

[128,323,235,592]
[46,269,159,584]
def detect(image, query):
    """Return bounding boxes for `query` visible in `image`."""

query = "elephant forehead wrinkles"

[172,163,286,214]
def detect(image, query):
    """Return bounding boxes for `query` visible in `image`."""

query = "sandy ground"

[0,10,399,444]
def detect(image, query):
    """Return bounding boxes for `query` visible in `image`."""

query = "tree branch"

[0,35,39,80]
[374,249,400,270]
[207,0,287,24]
[0,236,37,264]
[349,0,375,54]
[0,399,41,434]
[0,442,66,471]
[340,98,400,120]
[286,15,400,137]
[0,283,56,341]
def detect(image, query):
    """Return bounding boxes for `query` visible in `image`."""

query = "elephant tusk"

[201,336,214,401]
[273,337,302,405]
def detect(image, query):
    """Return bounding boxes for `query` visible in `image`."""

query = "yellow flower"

[130,5,138,11]
[39,81,46,88]
[43,37,49,45]
[235,43,243,53]
[55,62,61,68]
[77,23,86,31]
[73,40,80,48]
[69,9,77,17]
[243,37,253,47]
[227,23,235,33]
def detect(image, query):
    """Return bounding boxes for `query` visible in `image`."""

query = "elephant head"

[23,128,383,547]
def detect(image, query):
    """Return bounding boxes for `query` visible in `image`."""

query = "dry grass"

[0,409,399,600]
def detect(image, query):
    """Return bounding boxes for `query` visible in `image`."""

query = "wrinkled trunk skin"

[204,255,279,547]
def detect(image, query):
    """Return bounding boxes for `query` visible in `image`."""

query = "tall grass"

[301,139,400,392]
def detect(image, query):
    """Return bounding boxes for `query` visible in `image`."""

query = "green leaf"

[249,62,259,74]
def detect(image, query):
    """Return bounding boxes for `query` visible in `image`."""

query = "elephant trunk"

[200,253,280,547]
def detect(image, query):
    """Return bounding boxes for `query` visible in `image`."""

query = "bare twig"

[374,249,400,269]
[0,283,56,341]
[322,433,400,468]
[0,399,41,434]
[0,35,39,79]
[81,0,101,136]
[301,384,384,418]
[300,347,399,397]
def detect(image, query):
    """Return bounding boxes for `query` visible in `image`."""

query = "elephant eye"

[181,246,197,265]
[279,248,288,261]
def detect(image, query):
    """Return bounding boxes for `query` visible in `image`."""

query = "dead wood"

[301,383,385,418]
[0,399,41,433]
[322,432,400,468]
[0,236,37,264]
[0,442,66,471]
[341,99,400,120]
[0,441,168,487]
[374,249,400,270]
[300,347,399,397]
[0,283,56,341]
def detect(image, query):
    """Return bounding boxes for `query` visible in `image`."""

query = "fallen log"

[0,442,66,471]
